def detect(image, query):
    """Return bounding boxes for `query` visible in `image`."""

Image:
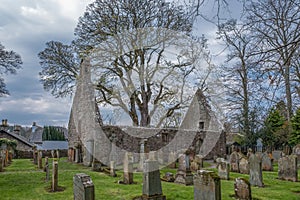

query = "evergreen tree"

[262,107,287,148]
[42,126,66,141]
[289,108,300,146]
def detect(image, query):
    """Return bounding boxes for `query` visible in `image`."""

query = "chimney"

[32,122,37,133]
[14,125,21,135]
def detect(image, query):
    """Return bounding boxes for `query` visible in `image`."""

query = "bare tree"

[217,19,262,145]
[39,0,213,127]
[246,0,300,121]
[0,42,22,96]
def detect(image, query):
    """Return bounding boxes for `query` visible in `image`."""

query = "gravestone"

[230,151,240,173]
[110,161,116,177]
[52,161,58,191]
[194,170,221,200]
[141,159,166,200]
[44,157,49,182]
[34,151,38,165]
[249,153,264,187]
[256,138,263,152]
[191,155,203,172]
[0,155,3,172]
[217,161,230,180]
[73,173,95,200]
[278,155,298,182]
[123,152,134,184]
[38,151,43,169]
[56,150,60,160]
[261,152,273,171]
[234,178,252,200]
[174,154,193,185]
[292,144,300,167]
[92,159,102,172]
[272,150,283,162]
[239,157,249,174]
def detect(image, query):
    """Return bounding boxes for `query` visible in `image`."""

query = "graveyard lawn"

[0,159,300,199]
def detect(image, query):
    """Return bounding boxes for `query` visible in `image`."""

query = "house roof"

[0,130,34,148]
[39,140,68,150]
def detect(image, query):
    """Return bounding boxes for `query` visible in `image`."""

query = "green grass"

[0,159,300,199]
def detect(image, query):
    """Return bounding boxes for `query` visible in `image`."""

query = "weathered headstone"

[234,178,252,200]
[293,144,300,167]
[44,157,49,182]
[51,150,55,158]
[91,159,102,172]
[278,155,298,182]
[73,173,95,200]
[194,170,221,200]
[191,155,203,172]
[239,157,249,174]
[52,161,58,192]
[141,159,166,200]
[230,151,240,173]
[38,150,43,169]
[0,154,3,172]
[249,153,264,187]
[123,152,134,184]
[33,150,38,165]
[272,150,283,162]
[56,150,60,160]
[84,140,94,166]
[217,161,230,180]
[110,161,116,177]
[174,154,193,185]
[261,152,273,171]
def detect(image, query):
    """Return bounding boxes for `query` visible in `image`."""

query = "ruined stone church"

[68,59,226,167]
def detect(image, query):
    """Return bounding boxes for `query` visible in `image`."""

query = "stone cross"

[194,170,221,200]
[73,173,95,200]
[249,153,264,187]
[234,178,252,200]
[278,155,298,182]
[142,159,166,200]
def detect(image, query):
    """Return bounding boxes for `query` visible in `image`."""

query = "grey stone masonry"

[73,173,95,200]
[194,170,221,200]
[278,155,298,182]
[234,178,252,200]
[142,159,166,200]
[249,153,264,187]
[174,154,193,185]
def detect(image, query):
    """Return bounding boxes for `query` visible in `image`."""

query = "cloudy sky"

[0,0,94,127]
[0,0,241,127]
